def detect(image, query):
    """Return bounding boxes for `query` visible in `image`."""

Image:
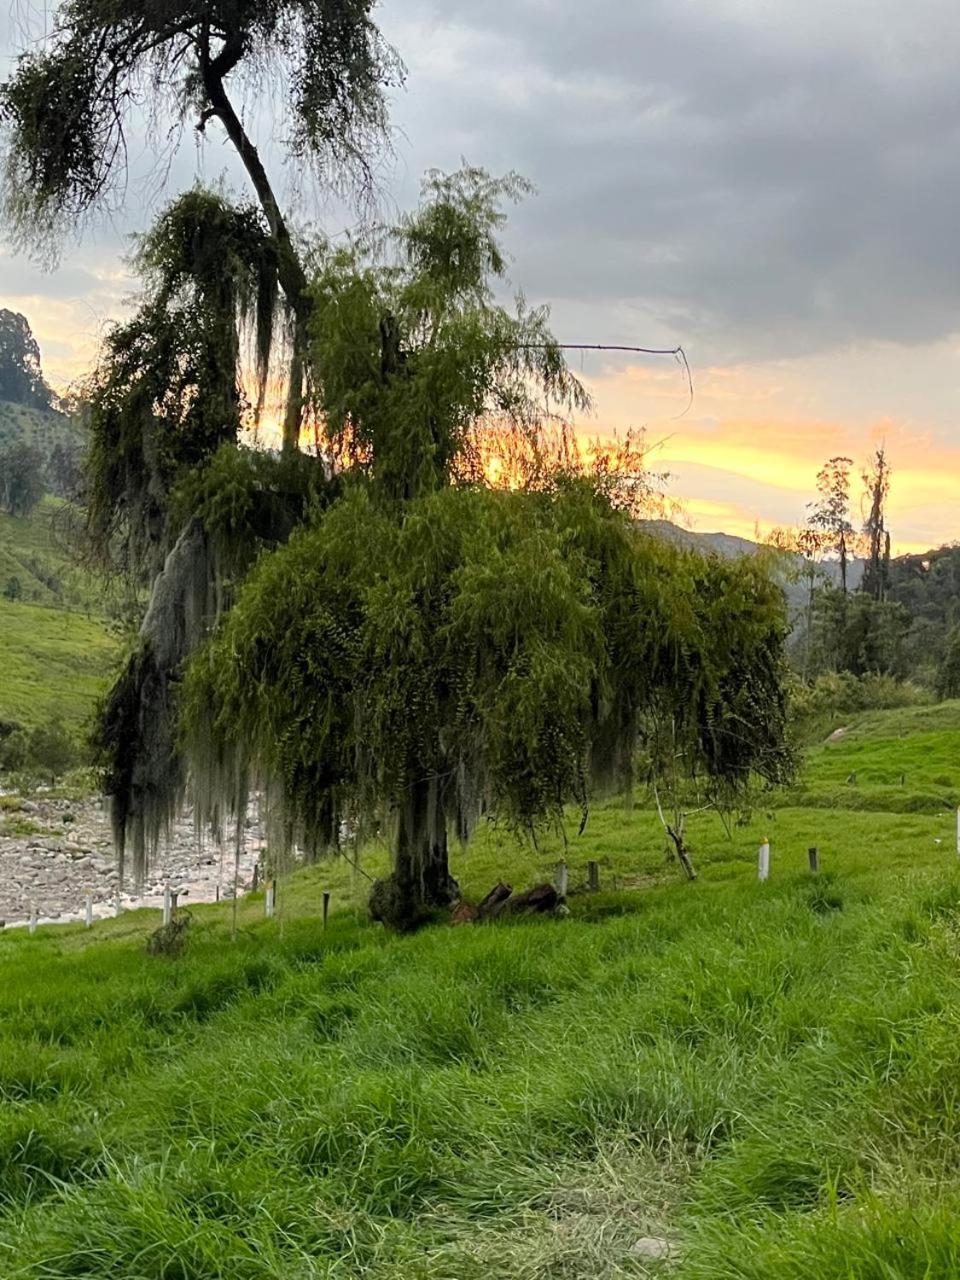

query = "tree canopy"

[0,310,52,409]
[181,482,793,927]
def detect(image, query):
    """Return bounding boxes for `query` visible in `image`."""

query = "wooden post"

[84,893,93,929]
[215,884,220,903]
[808,846,820,874]
[162,881,172,927]
[554,860,568,900]
[252,862,260,891]
[899,773,905,786]
[28,906,37,936]
[758,839,770,883]
[265,880,276,919]
[171,891,179,917]
[587,860,600,892]
[323,890,331,930]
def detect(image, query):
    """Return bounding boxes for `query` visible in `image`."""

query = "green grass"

[0,777,960,1276]
[785,699,960,813]
[0,499,120,732]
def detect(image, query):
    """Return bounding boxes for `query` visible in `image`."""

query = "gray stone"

[630,1237,675,1261]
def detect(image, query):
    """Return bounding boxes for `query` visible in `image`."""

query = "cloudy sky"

[3,0,960,550]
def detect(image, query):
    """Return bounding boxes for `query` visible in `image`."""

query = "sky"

[2,0,960,551]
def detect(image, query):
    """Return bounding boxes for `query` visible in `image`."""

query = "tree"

[808,587,909,679]
[807,456,856,594]
[0,441,45,516]
[1,0,401,443]
[27,718,78,784]
[5,11,795,927]
[181,485,794,927]
[861,447,891,602]
[937,627,960,701]
[0,310,52,408]
[46,439,86,500]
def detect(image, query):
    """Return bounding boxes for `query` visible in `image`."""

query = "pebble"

[0,796,267,926]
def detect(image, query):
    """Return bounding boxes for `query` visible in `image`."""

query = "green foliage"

[26,717,79,781]
[808,586,911,679]
[936,626,960,700]
[0,1,400,246]
[0,440,45,516]
[0,727,27,773]
[2,575,20,601]
[788,671,929,745]
[0,309,52,408]
[85,191,285,575]
[310,166,589,499]
[182,483,793,900]
[171,442,335,574]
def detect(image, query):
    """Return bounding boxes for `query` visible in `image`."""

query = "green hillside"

[0,499,119,732]
[788,701,960,813]
[2,711,960,1275]
[0,399,82,460]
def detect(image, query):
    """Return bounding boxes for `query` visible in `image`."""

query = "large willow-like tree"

[2,5,795,927]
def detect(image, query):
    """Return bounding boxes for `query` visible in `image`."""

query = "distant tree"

[0,310,52,408]
[2,576,21,601]
[0,441,45,515]
[27,718,78,784]
[807,456,856,595]
[936,627,960,701]
[46,439,85,500]
[809,587,910,679]
[861,447,891,602]
[0,727,28,774]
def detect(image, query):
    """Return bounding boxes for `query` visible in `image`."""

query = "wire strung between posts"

[518,342,694,419]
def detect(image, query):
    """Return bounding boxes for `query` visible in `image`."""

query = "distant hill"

[639,519,866,627]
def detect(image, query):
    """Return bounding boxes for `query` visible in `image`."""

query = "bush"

[789,672,929,745]
[0,729,28,774]
[26,718,79,783]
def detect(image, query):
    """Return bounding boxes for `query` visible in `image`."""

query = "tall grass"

[0,789,958,1275]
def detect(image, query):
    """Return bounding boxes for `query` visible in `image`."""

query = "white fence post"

[758,839,770,883]
[85,893,93,929]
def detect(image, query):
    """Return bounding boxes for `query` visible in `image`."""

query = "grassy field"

[0,499,120,732]
[0,707,959,1275]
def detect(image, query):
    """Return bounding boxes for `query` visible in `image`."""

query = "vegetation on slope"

[0,498,119,733]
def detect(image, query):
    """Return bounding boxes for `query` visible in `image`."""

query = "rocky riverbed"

[0,795,265,928]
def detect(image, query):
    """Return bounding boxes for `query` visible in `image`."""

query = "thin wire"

[518,342,695,419]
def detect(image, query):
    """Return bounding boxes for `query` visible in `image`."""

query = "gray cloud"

[3,1,960,368]
[378,0,960,360]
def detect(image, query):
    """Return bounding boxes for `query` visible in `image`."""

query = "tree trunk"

[369,776,459,930]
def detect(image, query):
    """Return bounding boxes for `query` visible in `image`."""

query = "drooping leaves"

[0,0,401,247]
[180,483,795,883]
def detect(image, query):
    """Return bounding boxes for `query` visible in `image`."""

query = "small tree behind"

[807,456,856,594]
[861,447,892,602]
[0,441,45,516]
[937,627,960,701]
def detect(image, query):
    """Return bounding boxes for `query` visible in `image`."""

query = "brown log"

[503,883,559,916]
[476,882,513,921]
